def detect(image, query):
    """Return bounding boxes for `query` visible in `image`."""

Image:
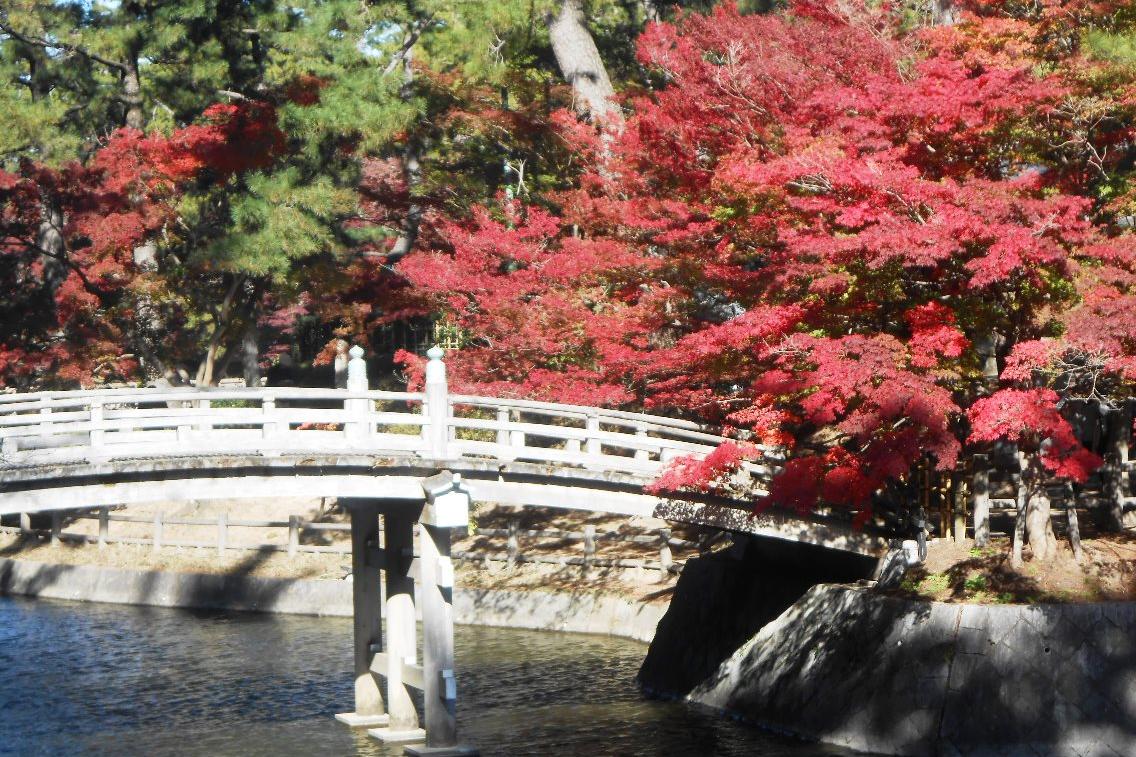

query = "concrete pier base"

[334,712,390,728]
[368,726,426,744]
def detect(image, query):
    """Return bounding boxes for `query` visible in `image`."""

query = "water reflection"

[0,597,864,756]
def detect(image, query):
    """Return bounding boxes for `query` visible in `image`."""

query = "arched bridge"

[0,347,887,556]
[0,346,894,754]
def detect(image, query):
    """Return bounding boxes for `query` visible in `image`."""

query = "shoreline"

[0,556,665,643]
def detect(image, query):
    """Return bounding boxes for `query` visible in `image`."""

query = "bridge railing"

[0,346,776,489]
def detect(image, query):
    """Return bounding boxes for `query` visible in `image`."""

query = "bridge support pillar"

[368,507,426,745]
[335,500,389,729]
[405,471,478,757]
[405,521,477,757]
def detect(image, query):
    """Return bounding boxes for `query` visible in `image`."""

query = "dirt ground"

[0,500,687,605]
[890,534,1136,604]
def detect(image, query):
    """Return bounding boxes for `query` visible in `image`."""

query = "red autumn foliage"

[396,0,1134,525]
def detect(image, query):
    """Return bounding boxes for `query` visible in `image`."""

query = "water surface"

[0,596,863,756]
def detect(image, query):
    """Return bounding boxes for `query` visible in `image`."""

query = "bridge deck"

[0,352,890,556]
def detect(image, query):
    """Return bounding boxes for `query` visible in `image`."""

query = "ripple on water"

[0,596,871,757]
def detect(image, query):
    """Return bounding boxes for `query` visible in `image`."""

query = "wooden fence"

[1,511,692,577]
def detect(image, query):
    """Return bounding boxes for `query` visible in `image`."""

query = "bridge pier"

[368,507,426,745]
[335,500,389,728]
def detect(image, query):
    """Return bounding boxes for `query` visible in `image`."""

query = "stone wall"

[689,584,1136,757]
[0,558,664,643]
[638,535,878,695]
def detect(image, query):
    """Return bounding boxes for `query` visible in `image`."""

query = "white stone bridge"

[0,346,890,755]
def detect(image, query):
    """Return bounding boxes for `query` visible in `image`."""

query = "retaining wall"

[688,584,1136,757]
[0,558,664,643]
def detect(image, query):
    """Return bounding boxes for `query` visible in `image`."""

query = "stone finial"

[425,345,446,385]
[347,344,367,390]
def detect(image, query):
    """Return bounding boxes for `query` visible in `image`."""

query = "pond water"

[0,596,867,756]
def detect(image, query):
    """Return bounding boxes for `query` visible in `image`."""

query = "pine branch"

[0,21,127,73]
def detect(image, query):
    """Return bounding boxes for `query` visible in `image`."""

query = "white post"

[98,507,109,548]
[288,515,300,557]
[634,426,649,461]
[496,408,510,448]
[346,345,369,441]
[371,510,424,743]
[424,346,449,459]
[262,394,278,440]
[506,519,519,569]
[19,512,31,535]
[658,528,673,578]
[89,401,104,448]
[153,512,163,553]
[51,512,61,546]
[585,414,601,456]
[583,525,596,572]
[217,512,228,557]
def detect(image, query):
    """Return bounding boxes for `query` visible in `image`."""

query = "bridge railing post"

[585,413,601,458]
[423,346,449,459]
[262,394,279,440]
[89,400,104,448]
[346,345,369,441]
[50,512,61,547]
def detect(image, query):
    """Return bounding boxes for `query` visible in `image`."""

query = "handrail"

[0,347,779,499]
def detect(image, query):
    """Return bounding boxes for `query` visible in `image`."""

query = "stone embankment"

[0,557,664,643]
[641,538,1136,757]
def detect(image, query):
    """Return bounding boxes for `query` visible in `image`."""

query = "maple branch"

[22,240,112,299]
[0,21,127,73]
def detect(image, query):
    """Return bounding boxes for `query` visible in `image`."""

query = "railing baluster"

[50,512,61,546]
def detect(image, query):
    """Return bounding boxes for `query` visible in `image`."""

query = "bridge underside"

[0,454,889,557]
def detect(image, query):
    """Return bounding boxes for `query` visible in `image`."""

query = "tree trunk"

[241,322,260,387]
[35,201,68,294]
[1025,486,1058,561]
[195,276,243,387]
[548,0,620,124]
[1106,401,1133,530]
[1012,451,1028,568]
[1065,483,1083,563]
[386,28,422,262]
[122,57,144,130]
[931,0,960,26]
